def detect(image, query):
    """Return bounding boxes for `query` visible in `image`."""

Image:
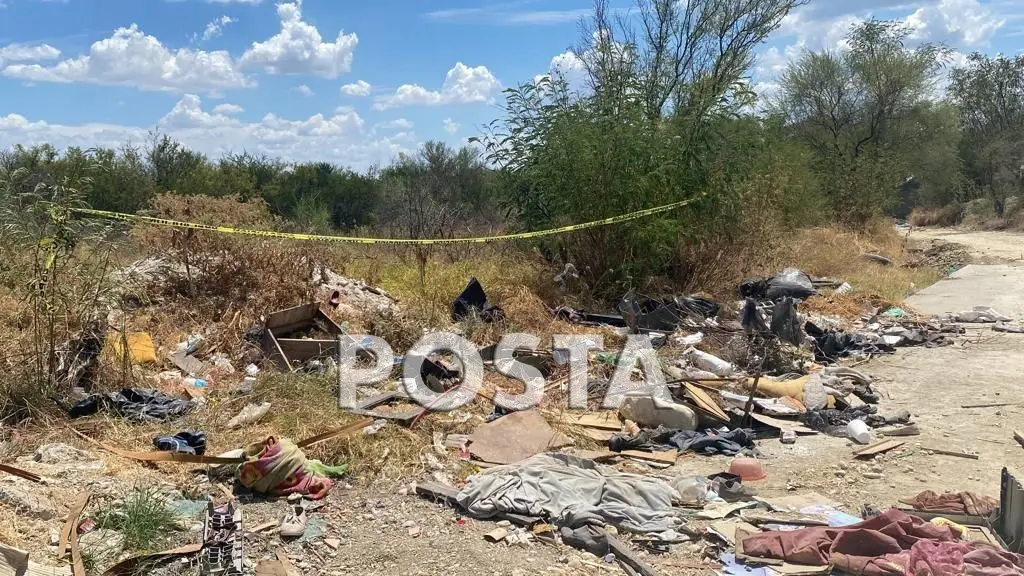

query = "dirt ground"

[8,226,1024,576]
[911,226,1024,264]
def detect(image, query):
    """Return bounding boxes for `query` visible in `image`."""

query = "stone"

[80,529,124,552]
[402,520,416,528]
[33,443,96,464]
[495,520,511,528]
[862,472,883,480]
[0,484,55,520]
[325,538,341,550]
[408,526,421,537]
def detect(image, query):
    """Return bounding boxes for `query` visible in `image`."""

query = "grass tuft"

[94,486,181,553]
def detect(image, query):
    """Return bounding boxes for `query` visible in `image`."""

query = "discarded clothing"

[452,278,504,322]
[801,406,910,434]
[69,388,193,422]
[741,509,1023,576]
[238,437,338,500]
[455,453,684,534]
[153,431,207,455]
[900,490,999,517]
[608,427,755,457]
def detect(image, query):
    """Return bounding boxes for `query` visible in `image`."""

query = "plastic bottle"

[847,419,871,444]
[184,377,208,388]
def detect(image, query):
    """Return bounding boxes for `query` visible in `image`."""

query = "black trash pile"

[69,388,194,422]
[801,406,912,435]
[608,427,756,457]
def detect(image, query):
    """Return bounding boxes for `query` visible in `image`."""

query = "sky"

[0,0,1019,171]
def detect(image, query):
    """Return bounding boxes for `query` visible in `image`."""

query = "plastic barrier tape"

[70,194,703,245]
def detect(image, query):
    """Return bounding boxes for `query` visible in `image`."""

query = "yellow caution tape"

[71,194,702,245]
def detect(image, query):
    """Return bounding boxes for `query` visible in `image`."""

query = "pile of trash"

[316,265,398,315]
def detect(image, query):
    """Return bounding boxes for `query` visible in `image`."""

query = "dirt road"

[912,226,1024,263]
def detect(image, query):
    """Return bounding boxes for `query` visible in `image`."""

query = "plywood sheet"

[470,410,574,465]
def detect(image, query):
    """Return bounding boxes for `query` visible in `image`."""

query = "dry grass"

[909,205,963,227]
[785,221,942,303]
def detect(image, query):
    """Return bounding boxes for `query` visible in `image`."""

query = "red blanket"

[741,509,1024,576]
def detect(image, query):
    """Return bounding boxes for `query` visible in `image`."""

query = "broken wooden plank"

[566,412,622,431]
[582,428,617,442]
[924,447,979,460]
[962,402,1020,409]
[741,511,830,526]
[619,450,678,465]
[1014,430,1024,449]
[67,492,89,576]
[0,543,73,576]
[749,413,817,435]
[604,530,663,576]
[683,382,730,422]
[853,439,905,458]
[878,424,921,437]
[296,417,375,449]
[102,543,203,576]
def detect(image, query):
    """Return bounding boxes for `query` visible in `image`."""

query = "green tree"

[949,53,1024,215]
[773,20,948,223]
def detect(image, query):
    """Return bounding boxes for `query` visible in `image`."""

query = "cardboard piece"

[682,383,730,422]
[697,501,759,520]
[470,410,574,464]
[755,492,835,512]
[708,520,762,546]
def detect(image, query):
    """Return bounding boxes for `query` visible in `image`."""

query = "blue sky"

[0,0,1019,170]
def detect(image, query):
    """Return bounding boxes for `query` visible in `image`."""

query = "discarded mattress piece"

[741,509,1023,576]
[238,437,346,500]
[69,388,193,422]
[452,278,504,322]
[456,452,684,534]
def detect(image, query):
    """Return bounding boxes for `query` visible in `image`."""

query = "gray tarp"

[455,453,683,534]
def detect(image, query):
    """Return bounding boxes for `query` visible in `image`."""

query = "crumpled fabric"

[69,388,193,422]
[608,427,755,456]
[901,490,999,517]
[742,509,957,575]
[455,453,683,534]
[238,437,335,500]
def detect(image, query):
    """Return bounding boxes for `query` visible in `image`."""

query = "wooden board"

[567,412,622,430]
[924,447,979,460]
[853,439,905,458]
[619,450,678,465]
[1014,430,1024,449]
[470,410,574,465]
[683,383,730,422]
[582,428,617,442]
[878,424,921,437]
[750,413,817,435]
[755,493,834,513]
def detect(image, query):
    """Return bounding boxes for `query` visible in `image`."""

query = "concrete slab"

[906,264,1024,319]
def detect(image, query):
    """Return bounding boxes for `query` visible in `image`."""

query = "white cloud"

[375,118,413,130]
[2,24,252,93]
[443,117,459,134]
[372,62,500,110]
[340,79,371,96]
[906,0,1004,46]
[239,0,358,78]
[0,43,61,64]
[0,94,415,169]
[212,102,244,114]
[295,84,314,96]
[425,6,589,25]
[200,15,235,42]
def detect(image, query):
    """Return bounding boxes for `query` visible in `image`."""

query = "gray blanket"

[455,453,683,534]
